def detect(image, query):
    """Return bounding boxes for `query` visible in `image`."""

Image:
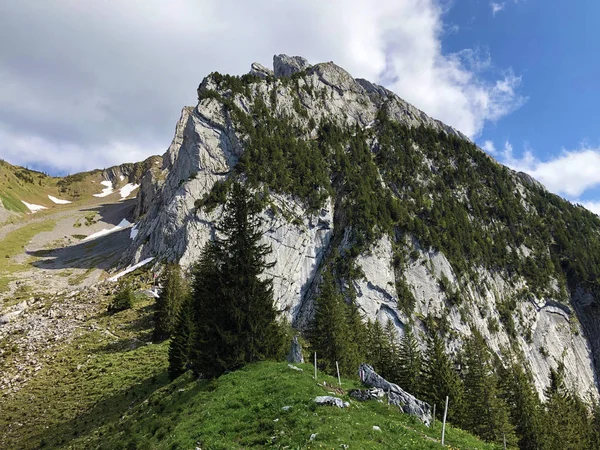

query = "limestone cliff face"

[124,55,598,399]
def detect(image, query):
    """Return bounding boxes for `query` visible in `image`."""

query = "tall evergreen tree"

[309,271,353,375]
[421,332,463,423]
[168,295,194,379]
[461,330,515,445]
[343,297,368,375]
[397,325,422,396]
[154,263,186,341]
[365,319,389,376]
[188,182,283,378]
[498,359,544,450]
[544,363,594,450]
[383,319,401,381]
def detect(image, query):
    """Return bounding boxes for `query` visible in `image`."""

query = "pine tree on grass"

[544,362,595,449]
[421,332,463,423]
[154,263,186,341]
[188,182,283,378]
[497,358,544,450]
[168,295,194,379]
[309,271,352,375]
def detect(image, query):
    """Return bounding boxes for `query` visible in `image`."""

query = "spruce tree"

[154,263,186,341]
[461,330,515,445]
[365,319,389,376]
[309,271,352,375]
[168,295,194,379]
[343,298,367,375]
[189,182,283,378]
[421,332,463,423]
[544,363,594,450]
[397,325,422,396]
[383,319,401,381]
[498,359,544,450]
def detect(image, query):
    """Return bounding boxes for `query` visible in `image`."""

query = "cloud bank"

[485,140,600,215]
[0,0,523,174]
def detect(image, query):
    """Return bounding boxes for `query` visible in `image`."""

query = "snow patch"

[93,180,114,198]
[83,218,132,241]
[119,183,139,199]
[119,175,125,181]
[108,257,155,282]
[130,224,138,240]
[21,201,47,213]
[48,195,71,204]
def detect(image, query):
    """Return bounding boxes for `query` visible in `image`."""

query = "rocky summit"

[122,54,600,400]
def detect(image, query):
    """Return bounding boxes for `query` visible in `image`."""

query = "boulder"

[314,395,348,408]
[250,62,274,79]
[349,387,385,401]
[286,335,304,363]
[359,363,432,426]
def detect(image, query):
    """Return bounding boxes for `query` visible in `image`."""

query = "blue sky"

[443,0,600,211]
[0,0,598,213]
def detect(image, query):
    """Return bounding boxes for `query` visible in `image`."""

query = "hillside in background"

[0,156,161,221]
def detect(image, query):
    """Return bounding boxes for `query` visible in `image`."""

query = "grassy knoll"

[0,282,503,450]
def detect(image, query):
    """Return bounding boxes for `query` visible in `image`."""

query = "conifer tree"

[383,319,401,381]
[188,182,283,378]
[309,271,353,375]
[544,363,594,450]
[154,263,186,341]
[498,359,544,450]
[421,332,463,423]
[365,319,389,376]
[397,325,422,395]
[343,298,367,375]
[461,330,515,445]
[168,295,194,379]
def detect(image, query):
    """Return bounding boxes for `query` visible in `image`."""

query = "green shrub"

[108,282,135,313]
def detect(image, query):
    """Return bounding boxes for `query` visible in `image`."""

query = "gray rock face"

[349,387,385,401]
[286,335,304,363]
[123,54,599,400]
[250,62,273,79]
[273,54,311,78]
[314,395,348,408]
[359,363,432,426]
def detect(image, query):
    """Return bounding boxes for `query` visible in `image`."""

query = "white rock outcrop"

[123,54,599,400]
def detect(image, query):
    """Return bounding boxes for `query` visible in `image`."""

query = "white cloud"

[0,0,524,173]
[482,140,496,154]
[580,201,600,216]
[491,2,506,15]
[489,139,600,215]
[502,144,600,198]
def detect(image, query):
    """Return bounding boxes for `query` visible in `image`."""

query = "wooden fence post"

[441,396,449,446]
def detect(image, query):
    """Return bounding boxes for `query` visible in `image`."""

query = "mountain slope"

[0,156,161,222]
[122,54,600,399]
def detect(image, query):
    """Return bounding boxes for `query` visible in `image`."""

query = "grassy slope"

[0,219,57,292]
[0,282,502,450]
[86,362,503,450]
[0,294,169,450]
[0,155,161,218]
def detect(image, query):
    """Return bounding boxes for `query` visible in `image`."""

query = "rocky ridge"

[122,54,599,399]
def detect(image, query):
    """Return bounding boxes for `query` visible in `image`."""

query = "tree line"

[152,181,600,450]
